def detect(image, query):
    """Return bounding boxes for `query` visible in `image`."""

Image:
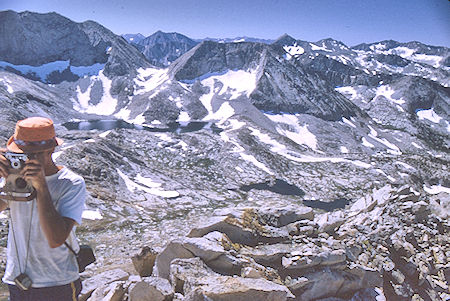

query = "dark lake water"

[303,198,350,211]
[239,179,349,211]
[240,179,305,196]
[62,120,222,134]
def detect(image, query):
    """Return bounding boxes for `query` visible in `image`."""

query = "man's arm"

[34,183,75,248]
[22,159,74,248]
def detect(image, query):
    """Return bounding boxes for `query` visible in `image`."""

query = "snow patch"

[375,85,405,105]
[136,174,162,188]
[366,127,401,154]
[249,123,370,169]
[284,44,305,58]
[177,111,190,122]
[73,70,118,115]
[362,137,375,148]
[265,113,318,150]
[388,46,415,58]
[310,43,332,52]
[336,86,358,100]
[206,101,236,124]
[410,53,443,68]
[117,169,179,198]
[82,209,103,220]
[99,130,111,138]
[219,120,272,174]
[200,69,258,102]
[376,169,396,182]
[395,161,415,170]
[340,146,349,153]
[342,117,357,128]
[134,67,169,95]
[240,153,273,175]
[52,151,63,160]
[423,185,450,194]
[0,78,14,93]
[417,108,442,123]
[411,142,422,149]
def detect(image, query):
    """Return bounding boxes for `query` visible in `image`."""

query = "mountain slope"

[0,10,151,83]
[133,31,198,67]
[168,40,360,120]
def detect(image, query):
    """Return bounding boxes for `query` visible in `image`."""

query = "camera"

[14,273,33,290]
[2,152,34,197]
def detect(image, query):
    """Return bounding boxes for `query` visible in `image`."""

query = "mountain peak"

[273,34,296,46]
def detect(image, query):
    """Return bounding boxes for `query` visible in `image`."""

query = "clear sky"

[1,0,449,47]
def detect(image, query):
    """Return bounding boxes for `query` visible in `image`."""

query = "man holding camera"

[0,117,86,301]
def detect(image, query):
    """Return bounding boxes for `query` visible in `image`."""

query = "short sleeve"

[56,176,86,225]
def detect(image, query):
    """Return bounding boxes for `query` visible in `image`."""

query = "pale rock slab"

[183,276,295,301]
[87,281,126,301]
[80,269,129,301]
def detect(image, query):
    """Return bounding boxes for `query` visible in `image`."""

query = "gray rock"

[128,277,174,301]
[429,193,450,219]
[239,243,293,266]
[282,250,347,271]
[80,269,129,301]
[372,185,392,206]
[183,275,295,301]
[350,195,376,213]
[258,206,314,227]
[169,257,219,294]
[188,211,290,246]
[291,265,382,301]
[316,212,345,234]
[154,241,195,279]
[87,281,126,301]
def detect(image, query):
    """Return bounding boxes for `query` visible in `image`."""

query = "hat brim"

[6,136,63,153]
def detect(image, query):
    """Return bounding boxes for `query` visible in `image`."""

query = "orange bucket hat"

[6,117,63,153]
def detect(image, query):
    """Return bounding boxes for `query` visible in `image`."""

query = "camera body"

[3,152,34,196]
[14,273,33,290]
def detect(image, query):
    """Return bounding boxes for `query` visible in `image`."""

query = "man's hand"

[20,158,47,191]
[0,153,9,179]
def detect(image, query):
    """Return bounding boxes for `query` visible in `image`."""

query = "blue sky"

[1,0,449,46]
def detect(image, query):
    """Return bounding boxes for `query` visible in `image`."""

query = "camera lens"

[15,177,27,190]
[11,160,21,169]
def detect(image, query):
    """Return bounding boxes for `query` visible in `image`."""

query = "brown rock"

[131,246,158,277]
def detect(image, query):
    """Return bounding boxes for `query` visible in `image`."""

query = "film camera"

[0,152,35,201]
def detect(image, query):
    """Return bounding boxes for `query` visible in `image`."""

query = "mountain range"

[0,10,449,300]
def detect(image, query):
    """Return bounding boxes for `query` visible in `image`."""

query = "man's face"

[26,149,53,165]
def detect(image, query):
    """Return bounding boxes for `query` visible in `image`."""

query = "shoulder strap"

[64,242,77,256]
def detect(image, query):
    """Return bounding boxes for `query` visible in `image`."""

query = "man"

[0,117,86,301]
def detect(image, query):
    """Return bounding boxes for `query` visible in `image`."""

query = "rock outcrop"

[79,185,449,301]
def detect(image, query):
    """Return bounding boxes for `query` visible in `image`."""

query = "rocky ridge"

[0,10,151,82]
[133,31,198,68]
[75,185,449,301]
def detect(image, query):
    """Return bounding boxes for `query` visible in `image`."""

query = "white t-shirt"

[2,167,86,287]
